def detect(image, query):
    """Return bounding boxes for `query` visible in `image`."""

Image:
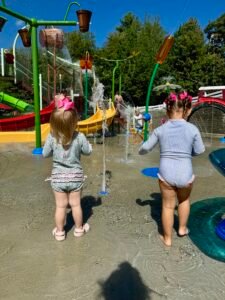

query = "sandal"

[52,227,66,241]
[74,223,90,237]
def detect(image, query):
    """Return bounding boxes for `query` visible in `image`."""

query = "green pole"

[84,68,88,119]
[143,63,160,141]
[31,21,41,150]
[112,61,119,102]
[119,72,122,95]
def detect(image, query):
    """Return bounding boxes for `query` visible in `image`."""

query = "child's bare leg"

[54,191,68,231]
[69,190,82,229]
[177,184,192,236]
[159,180,177,246]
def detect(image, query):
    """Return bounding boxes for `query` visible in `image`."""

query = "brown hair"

[50,107,78,147]
[165,91,192,117]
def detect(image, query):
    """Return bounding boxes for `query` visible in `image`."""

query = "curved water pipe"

[112,60,122,102]
[143,35,174,141]
[94,52,140,103]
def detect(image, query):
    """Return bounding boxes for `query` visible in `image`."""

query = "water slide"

[0,102,116,143]
[0,92,55,131]
[77,103,116,135]
[0,92,34,112]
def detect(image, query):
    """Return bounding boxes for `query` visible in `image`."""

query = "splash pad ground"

[0,132,225,299]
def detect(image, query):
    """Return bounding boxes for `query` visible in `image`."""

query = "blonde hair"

[50,107,78,147]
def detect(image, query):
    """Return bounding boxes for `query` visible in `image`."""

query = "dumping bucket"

[18,28,31,47]
[76,10,92,32]
[39,28,64,49]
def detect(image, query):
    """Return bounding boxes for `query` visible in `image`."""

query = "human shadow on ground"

[98,261,152,300]
[64,195,102,233]
[136,193,179,234]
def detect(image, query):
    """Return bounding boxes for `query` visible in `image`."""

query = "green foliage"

[94,13,165,106]
[204,13,225,56]
[164,18,208,94]
[163,17,225,95]
[66,31,96,61]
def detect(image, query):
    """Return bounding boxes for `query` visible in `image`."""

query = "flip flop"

[74,223,90,237]
[177,228,190,237]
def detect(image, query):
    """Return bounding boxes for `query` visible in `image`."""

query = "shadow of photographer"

[98,261,151,300]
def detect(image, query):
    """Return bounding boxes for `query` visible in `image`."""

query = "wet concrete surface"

[0,135,225,300]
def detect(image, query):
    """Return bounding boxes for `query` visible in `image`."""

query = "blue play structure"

[188,148,225,262]
[216,219,225,240]
[209,148,225,242]
[188,197,225,262]
[209,148,225,177]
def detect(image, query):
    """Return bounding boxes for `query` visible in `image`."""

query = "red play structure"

[0,101,55,131]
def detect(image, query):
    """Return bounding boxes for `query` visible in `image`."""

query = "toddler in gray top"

[139,91,205,247]
[42,96,92,241]
[139,118,205,187]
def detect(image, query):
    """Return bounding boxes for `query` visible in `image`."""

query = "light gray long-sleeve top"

[139,119,205,187]
[42,132,92,174]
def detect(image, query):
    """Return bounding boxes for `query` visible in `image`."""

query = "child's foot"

[74,223,90,237]
[159,234,172,247]
[178,228,189,237]
[52,227,66,241]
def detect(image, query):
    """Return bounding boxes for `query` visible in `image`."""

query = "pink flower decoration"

[57,97,74,111]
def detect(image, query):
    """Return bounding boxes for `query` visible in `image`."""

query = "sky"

[0,0,225,49]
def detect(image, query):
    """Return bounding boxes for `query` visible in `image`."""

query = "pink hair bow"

[179,91,192,101]
[57,97,74,111]
[179,91,188,100]
[169,93,177,101]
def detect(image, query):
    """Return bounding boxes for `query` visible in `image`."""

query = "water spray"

[99,100,109,196]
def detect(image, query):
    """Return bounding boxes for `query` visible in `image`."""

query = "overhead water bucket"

[76,10,92,32]
[0,16,7,32]
[18,28,31,47]
[39,28,64,49]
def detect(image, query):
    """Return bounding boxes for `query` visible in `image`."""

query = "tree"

[204,13,225,56]
[164,18,207,94]
[94,13,165,106]
[66,31,96,61]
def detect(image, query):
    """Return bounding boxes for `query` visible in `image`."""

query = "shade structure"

[76,10,92,32]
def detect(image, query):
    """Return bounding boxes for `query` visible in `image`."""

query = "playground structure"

[0,1,92,153]
[0,96,116,142]
[192,86,225,112]
[188,86,225,137]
